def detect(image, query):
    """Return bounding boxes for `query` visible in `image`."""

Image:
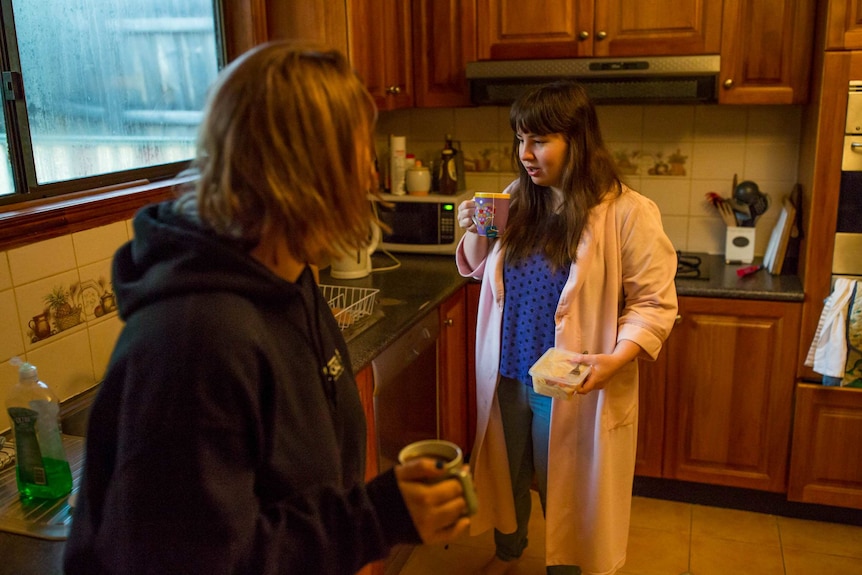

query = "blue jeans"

[494,376,580,575]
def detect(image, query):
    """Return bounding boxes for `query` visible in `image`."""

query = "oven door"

[836,138,862,275]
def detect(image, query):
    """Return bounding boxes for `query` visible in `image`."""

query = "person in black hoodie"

[64,41,472,575]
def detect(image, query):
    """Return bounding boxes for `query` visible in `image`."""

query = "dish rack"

[319,285,380,331]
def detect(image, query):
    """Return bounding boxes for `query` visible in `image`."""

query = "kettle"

[331,223,380,279]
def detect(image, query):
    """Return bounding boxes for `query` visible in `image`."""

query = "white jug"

[331,223,380,279]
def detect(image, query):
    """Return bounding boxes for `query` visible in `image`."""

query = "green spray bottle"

[5,358,72,499]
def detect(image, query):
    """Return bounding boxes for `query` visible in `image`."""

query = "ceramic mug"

[473,192,509,238]
[397,439,478,516]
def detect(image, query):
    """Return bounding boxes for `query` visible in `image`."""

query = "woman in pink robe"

[455,82,678,575]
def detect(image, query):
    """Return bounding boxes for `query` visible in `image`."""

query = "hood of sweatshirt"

[113,201,302,321]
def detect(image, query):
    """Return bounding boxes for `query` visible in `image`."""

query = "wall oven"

[836,81,862,280]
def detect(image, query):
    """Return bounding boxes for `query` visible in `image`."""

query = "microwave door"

[379,202,441,245]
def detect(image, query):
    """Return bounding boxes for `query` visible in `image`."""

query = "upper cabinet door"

[350,0,414,110]
[477,0,593,59]
[477,0,722,60]
[825,0,862,50]
[412,0,477,108]
[593,0,722,57]
[719,0,816,104]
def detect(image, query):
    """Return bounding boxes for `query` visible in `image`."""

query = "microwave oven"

[377,190,473,254]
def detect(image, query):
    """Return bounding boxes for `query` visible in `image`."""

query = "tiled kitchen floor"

[397,491,862,575]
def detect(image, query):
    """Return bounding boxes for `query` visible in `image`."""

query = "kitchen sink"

[0,435,84,540]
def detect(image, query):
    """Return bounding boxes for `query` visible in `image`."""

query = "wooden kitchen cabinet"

[635,348,668,478]
[788,384,862,510]
[349,0,414,110]
[718,0,816,104]
[354,365,379,483]
[412,0,477,108]
[660,297,802,492]
[354,364,383,575]
[220,0,348,62]
[439,286,471,452]
[825,0,862,50]
[476,0,723,60]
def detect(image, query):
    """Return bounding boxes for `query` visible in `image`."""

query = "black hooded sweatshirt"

[64,201,419,574]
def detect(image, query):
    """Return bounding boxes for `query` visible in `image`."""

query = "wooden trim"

[0,177,189,252]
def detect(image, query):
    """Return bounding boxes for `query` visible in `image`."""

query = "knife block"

[725,226,755,264]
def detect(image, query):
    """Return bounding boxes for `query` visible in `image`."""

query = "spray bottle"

[5,358,72,499]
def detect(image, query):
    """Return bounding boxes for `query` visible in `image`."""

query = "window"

[0,0,223,205]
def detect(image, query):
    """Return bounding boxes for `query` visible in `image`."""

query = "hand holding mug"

[396,440,478,544]
[458,199,477,233]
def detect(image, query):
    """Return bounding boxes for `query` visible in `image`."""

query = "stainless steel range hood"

[466,55,720,105]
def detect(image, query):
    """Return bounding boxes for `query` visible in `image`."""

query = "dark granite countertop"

[326,252,804,373]
[674,253,804,302]
[319,253,469,372]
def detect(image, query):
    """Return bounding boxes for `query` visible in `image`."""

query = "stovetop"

[676,251,710,280]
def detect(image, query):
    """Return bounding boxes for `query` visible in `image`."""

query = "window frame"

[0,0,228,211]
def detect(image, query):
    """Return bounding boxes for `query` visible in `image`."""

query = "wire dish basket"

[319,285,380,331]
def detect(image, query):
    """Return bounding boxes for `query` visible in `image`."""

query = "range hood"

[466,55,720,105]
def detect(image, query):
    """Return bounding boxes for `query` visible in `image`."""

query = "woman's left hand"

[572,340,642,394]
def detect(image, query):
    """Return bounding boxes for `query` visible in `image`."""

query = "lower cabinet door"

[788,384,862,510]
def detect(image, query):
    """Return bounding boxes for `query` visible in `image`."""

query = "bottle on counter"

[5,358,72,500]
[438,135,458,195]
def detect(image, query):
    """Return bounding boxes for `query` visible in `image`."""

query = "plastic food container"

[528,348,591,400]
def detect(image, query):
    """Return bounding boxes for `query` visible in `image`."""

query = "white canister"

[405,161,432,195]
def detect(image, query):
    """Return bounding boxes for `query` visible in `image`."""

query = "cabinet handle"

[444,318,454,326]
[386,85,401,95]
[723,78,734,89]
[578,30,590,40]
[851,142,862,150]
[596,31,607,40]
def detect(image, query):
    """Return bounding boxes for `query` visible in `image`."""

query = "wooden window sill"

[0,176,194,252]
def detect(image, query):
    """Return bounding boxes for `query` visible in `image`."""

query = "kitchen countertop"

[320,252,469,372]
[328,252,804,373]
[674,253,804,302]
[0,252,804,573]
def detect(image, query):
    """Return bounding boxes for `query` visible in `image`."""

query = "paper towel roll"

[390,135,407,195]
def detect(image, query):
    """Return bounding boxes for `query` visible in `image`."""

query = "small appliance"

[331,223,380,279]
[377,190,472,254]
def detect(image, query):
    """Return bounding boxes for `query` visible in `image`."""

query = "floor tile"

[783,547,862,575]
[691,504,781,546]
[630,496,692,533]
[690,534,785,575]
[778,516,862,559]
[623,525,690,575]
[397,495,862,575]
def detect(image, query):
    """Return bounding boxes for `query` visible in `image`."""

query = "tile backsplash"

[0,220,133,432]
[376,104,802,256]
[0,104,803,432]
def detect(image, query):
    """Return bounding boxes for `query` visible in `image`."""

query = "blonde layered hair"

[186,41,379,263]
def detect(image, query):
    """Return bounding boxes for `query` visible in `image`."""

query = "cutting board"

[763,198,796,275]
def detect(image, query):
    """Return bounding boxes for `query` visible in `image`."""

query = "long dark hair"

[501,81,621,269]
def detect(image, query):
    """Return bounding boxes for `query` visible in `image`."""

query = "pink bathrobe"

[456,184,678,575]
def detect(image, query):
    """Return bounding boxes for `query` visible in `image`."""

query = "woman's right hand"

[395,457,471,545]
[458,199,478,234]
